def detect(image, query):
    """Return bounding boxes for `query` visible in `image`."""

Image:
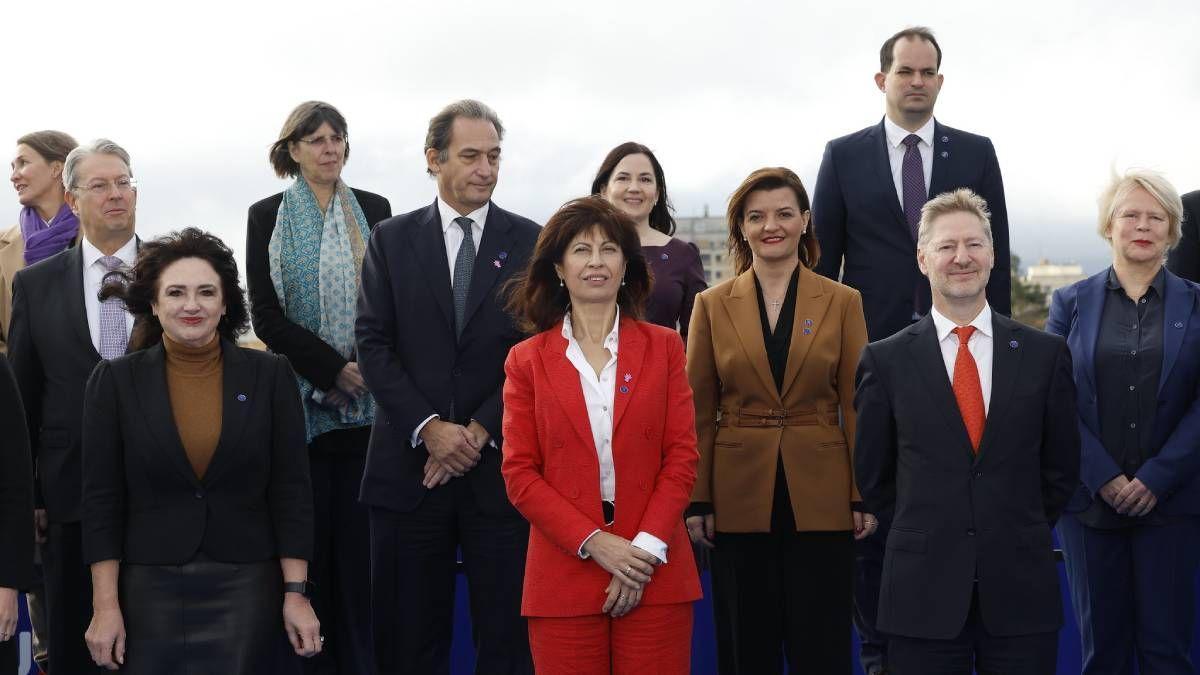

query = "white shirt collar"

[930,302,993,343]
[81,235,137,270]
[884,115,936,150]
[562,308,620,354]
[437,196,489,235]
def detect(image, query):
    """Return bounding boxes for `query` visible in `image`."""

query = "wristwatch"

[283,580,315,598]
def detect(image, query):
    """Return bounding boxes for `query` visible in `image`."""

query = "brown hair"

[590,142,676,236]
[16,130,78,164]
[726,167,820,275]
[505,197,652,334]
[880,26,942,73]
[269,101,350,179]
[425,99,505,176]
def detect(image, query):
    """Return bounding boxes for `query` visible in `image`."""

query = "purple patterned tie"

[98,256,128,359]
[901,134,927,241]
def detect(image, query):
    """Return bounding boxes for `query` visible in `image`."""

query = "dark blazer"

[813,118,1012,341]
[1166,190,1200,283]
[1046,269,1200,514]
[246,188,392,391]
[356,200,540,513]
[8,245,105,522]
[854,312,1079,639]
[80,340,313,566]
[0,357,33,590]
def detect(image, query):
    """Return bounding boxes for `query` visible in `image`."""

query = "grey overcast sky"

[5,0,1199,277]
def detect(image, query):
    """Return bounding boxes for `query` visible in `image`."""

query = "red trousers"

[527,603,693,674]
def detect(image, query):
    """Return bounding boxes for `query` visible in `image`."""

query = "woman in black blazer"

[245,101,390,675]
[81,229,319,673]
[0,357,33,672]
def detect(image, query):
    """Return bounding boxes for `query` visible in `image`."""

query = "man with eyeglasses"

[8,139,137,674]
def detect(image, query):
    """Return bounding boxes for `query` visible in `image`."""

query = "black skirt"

[120,554,296,675]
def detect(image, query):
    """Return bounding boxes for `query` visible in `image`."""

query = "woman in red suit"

[502,196,701,674]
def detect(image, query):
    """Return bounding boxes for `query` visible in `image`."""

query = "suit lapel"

[612,317,645,435]
[780,269,833,398]
[906,317,974,457]
[462,204,515,334]
[62,247,101,359]
[720,270,778,401]
[132,344,200,487]
[975,316,1023,464]
[870,120,908,234]
[1159,271,1194,395]
[199,342,254,486]
[1075,273,1106,396]
[410,201,455,331]
[929,121,952,199]
[539,331,600,459]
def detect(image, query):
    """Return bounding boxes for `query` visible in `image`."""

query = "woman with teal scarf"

[246,101,391,675]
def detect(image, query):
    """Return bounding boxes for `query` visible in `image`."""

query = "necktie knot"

[902,134,922,149]
[99,255,123,272]
[952,325,976,346]
[455,217,474,237]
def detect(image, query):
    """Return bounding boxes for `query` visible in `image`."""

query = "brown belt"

[718,405,839,428]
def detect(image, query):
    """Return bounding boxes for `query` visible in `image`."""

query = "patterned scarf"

[268,178,374,441]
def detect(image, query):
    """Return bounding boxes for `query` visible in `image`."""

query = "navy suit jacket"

[1166,190,1200,283]
[1046,268,1200,514]
[813,118,1012,341]
[854,313,1079,639]
[355,200,540,513]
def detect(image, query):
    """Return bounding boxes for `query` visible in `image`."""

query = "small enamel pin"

[1009,340,1019,349]
[1175,321,1185,329]
[803,328,812,335]
[660,252,669,260]
[941,151,950,158]
[623,373,632,383]
[941,135,949,143]
[498,251,508,260]
[493,260,502,268]
[236,393,247,402]
[620,385,630,394]
[804,318,813,326]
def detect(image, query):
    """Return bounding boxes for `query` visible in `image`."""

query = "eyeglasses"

[75,177,137,196]
[296,134,347,148]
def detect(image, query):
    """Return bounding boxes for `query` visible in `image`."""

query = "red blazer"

[502,316,702,617]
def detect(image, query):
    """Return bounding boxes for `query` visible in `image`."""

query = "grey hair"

[62,139,132,190]
[917,188,994,249]
[424,99,504,176]
[1097,168,1183,250]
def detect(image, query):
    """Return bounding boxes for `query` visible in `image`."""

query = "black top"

[1084,266,1166,528]
[753,267,800,393]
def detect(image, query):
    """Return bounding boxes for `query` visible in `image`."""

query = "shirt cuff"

[632,531,668,564]
[578,529,601,559]
[411,414,439,447]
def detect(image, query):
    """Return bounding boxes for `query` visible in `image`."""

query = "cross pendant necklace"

[770,299,782,312]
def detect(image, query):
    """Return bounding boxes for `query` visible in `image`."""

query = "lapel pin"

[1175,321,1184,329]
[941,135,949,143]
[660,252,669,260]
[620,385,630,394]
[804,318,813,326]
[236,393,247,402]
[493,259,502,268]
[803,328,812,335]
[1009,340,1019,349]
[498,251,508,260]
[623,373,632,382]
[941,151,950,158]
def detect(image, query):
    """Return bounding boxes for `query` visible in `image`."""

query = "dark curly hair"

[100,228,249,351]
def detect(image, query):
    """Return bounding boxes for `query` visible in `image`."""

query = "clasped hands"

[320,362,367,411]
[1100,475,1157,517]
[582,531,659,618]
[421,419,490,488]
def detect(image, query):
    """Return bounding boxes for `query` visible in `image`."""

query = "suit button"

[966,528,976,536]
[194,491,204,500]
[452,368,462,377]
[974,471,983,479]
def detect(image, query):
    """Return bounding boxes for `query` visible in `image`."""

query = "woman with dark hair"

[501,196,701,673]
[4,130,79,352]
[80,228,320,673]
[246,101,390,674]
[685,168,871,674]
[592,142,706,340]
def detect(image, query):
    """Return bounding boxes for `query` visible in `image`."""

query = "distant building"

[675,207,735,285]
[1024,259,1086,300]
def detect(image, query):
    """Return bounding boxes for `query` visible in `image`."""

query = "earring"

[558,278,564,287]
[621,278,626,286]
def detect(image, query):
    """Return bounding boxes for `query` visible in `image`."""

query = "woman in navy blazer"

[81,229,319,673]
[1047,169,1200,674]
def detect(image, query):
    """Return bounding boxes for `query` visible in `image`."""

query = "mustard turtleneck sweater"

[163,333,223,479]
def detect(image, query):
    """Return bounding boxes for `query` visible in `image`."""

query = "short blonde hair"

[1097,169,1183,249]
[917,188,993,249]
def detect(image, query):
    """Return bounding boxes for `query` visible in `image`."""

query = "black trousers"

[710,461,854,674]
[43,520,102,675]
[369,476,532,675]
[302,427,374,675]
[120,554,296,675]
[890,586,1057,675]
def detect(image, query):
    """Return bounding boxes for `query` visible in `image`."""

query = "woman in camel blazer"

[686,168,870,674]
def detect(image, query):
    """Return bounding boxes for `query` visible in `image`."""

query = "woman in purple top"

[592,142,706,340]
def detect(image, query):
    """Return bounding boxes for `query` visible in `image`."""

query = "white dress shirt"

[81,236,136,354]
[411,197,492,445]
[563,311,668,563]
[929,303,993,414]
[883,115,935,208]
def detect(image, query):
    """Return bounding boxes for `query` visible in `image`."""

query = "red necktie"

[951,326,986,452]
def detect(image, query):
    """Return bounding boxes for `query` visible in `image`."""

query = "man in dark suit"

[1166,189,1200,282]
[356,100,538,675]
[812,27,1012,673]
[8,139,138,674]
[854,188,1079,674]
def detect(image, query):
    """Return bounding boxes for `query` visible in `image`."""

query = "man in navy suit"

[1166,189,1200,282]
[812,27,1012,673]
[356,100,538,675]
